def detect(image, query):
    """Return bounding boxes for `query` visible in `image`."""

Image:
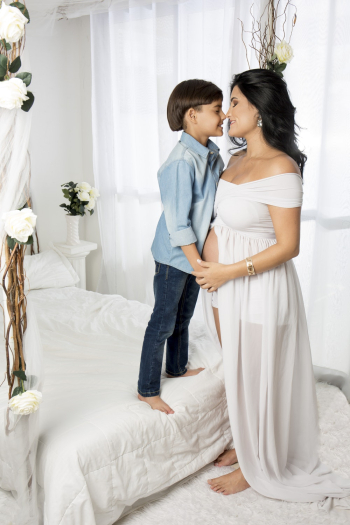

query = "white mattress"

[3,287,231,525]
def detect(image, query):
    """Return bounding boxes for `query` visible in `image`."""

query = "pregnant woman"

[195,69,350,508]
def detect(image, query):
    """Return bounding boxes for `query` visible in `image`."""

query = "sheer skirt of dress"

[203,174,350,510]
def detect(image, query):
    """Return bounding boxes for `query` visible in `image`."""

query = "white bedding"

[12,287,231,524]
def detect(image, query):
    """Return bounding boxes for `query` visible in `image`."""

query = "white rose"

[76,182,91,192]
[89,187,100,199]
[85,198,95,211]
[2,208,37,243]
[274,40,294,64]
[8,390,42,415]
[0,2,28,44]
[0,78,29,110]
[77,191,90,202]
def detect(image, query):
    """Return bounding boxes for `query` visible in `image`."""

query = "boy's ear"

[185,107,197,126]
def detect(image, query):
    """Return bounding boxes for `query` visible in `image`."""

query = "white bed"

[0,270,231,524]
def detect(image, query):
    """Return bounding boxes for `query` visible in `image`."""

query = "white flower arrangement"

[266,40,294,77]
[0,76,28,108]
[8,389,42,415]
[60,181,100,216]
[1,206,41,411]
[2,207,36,247]
[274,40,294,64]
[0,1,34,112]
[0,1,28,43]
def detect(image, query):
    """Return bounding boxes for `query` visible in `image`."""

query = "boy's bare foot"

[214,448,238,467]
[207,468,250,495]
[137,394,174,415]
[167,367,205,378]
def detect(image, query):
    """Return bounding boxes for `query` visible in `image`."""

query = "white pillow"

[24,246,80,290]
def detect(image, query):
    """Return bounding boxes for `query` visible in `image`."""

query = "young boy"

[137,79,226,414]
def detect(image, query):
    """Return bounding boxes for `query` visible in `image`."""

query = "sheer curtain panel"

[282,0,350,397]
[90,0,261,305]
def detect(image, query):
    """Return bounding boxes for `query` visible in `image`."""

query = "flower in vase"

[85,198,95,212]
[274,40,294,64]
[0,2,28,43]
[8,390,42,415]
[0,77,29,110]
[2,208,36,243]
[77,190,90,202]
[76,182,91,192]
[89,187,100,199]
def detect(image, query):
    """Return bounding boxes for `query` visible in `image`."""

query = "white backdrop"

[282,0,350,393]
[91,0,261,305]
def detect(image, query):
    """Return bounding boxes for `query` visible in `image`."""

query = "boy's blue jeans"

[137,261,200,397]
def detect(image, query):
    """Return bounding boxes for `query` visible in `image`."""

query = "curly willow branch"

[240,0,297,69]
[0,0,32,401]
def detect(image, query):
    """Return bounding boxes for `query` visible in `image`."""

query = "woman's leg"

[213,306,221,346]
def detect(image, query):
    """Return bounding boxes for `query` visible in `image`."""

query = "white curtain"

[280,0,350,396]
[91,0,350,396]
[91,0,261,305]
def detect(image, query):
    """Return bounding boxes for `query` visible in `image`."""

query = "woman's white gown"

[203,173,350,509]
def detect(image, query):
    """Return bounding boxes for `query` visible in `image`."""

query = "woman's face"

[226,85,259,138]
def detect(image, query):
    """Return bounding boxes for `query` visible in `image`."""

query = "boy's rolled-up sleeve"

[159,160,197,247]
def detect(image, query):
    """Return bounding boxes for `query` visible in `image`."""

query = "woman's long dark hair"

[229,69,307,177]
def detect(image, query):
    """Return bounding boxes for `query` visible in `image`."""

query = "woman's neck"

[244,129,276,160]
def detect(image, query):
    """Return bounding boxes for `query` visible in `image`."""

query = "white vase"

[66,215,80,246]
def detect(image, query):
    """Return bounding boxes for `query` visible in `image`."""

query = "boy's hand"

[181,243,203,272]
[192,260,229,292]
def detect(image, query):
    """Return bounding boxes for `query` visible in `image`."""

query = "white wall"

[26,16,101,291]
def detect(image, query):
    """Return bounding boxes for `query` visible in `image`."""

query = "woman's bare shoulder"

[266,153,300,177]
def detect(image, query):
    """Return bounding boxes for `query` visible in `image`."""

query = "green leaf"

[21,90,34,112]
[10,2,30,22]
[0,76,4,82]
[59,203,68,208]
[7,234,33,248]
[0,39,11,51]
[6,236,16,250]
[90,209,94,215]
[13,370,27,381]
[23,235,33,246]
[79,204,85,214]
[9,56,21,73]
[274,62,287,73]
[15,71,31,87]
[0,54,8,77]
[11,386,23,398]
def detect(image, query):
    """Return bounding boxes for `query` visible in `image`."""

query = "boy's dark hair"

[167,79,223,132]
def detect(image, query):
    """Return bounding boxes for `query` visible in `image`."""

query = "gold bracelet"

[245,257,256,276]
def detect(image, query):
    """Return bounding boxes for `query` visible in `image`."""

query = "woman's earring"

[257,116,263,128]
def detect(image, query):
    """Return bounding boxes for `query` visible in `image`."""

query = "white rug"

[118,383,350,525]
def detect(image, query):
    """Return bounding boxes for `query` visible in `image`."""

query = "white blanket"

[4,287,231,524]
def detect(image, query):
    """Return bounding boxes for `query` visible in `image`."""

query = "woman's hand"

[192,259,230,292]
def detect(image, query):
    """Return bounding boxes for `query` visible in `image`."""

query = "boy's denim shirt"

[151,131,224,274]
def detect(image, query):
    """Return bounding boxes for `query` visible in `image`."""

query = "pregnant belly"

[202,228,219,263]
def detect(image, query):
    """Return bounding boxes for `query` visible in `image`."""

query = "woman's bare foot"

[214,448,238,467]
[137,394,174,414]
[207,468,250,495]
[167,368,205,378]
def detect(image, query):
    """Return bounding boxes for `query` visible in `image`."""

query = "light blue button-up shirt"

[151,131,224,274]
